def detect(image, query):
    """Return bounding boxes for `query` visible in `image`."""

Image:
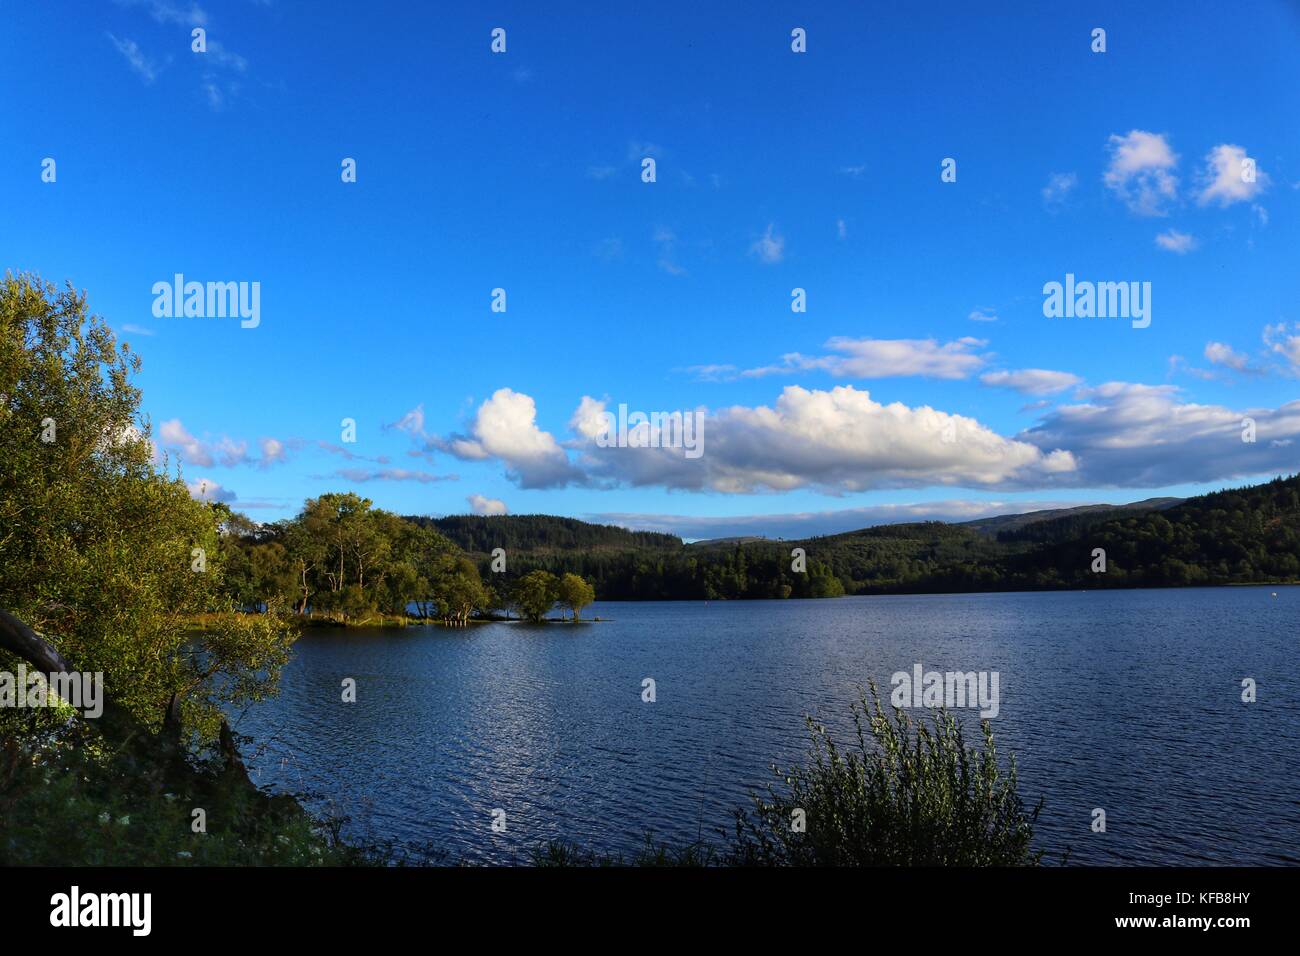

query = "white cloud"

[1104,130,1179,216]
[201,77,224,110]
[107,34,159,83]
[684,363,740,382]
[1263,323,1300,372]
[333,468,454,484]
[628,141,662,161]
[968,309,998,323]
[156,419,288,468]
[206,39,248,73]
[980,369,1082,396]
[259,437,287,466]
[1204,341,1251,372]
[750,223,785,264]
[1042,172,1078,208]
[186,478,235,503]
[740,336,989,381]
[159,419,213,466]
[387,404,427,439]
[576,385,1076,493]
[836,218,847,240]
[441,388,581,488]
[1197,144,1269,207]
[1021,382,1300,486]
[654,227,686,276]
[1155,229,1197,253]
[115,0,208,27]
[467,494,509,516]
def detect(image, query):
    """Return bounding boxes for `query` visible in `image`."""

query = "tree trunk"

[0,605,253,791]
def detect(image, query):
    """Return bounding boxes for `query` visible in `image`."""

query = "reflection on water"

[235,586,1300,865]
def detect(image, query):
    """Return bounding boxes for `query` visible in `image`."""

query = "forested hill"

[409,514,681,554]
[958,497,1183,538]
[421,475,1300,599]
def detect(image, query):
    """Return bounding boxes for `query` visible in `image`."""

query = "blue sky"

[3,0,1299,539]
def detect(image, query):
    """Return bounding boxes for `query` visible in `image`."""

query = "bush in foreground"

[536,684,1043,867]
[729,682,1042,866]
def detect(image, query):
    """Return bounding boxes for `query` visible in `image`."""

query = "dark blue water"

[234,586,1300,865]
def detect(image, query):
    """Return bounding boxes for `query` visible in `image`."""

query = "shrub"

[730,682,1042,866]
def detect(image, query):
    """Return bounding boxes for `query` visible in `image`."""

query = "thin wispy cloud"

[107,34,161,83]
[1204,341,1254,373]
[749,223,785,264]
[732,336,989,381]
[1041,171,1077,209]
[332,468,456,484]
[1155,229,1197,253]
[981,369,1082,396]
[115,0,208,27]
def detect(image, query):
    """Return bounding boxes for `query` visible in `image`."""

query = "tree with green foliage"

[512,570,558,623]
[429,554,487,625]
[555,572,595,621]
[0,273,295,739]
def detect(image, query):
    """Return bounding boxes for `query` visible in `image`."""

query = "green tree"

[0,273,295,738]
[430,555,486,625]
[555,572,595,621]
[513,570,558,623]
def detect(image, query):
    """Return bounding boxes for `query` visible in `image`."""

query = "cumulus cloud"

[467,493,509,516]
[1020,382,1300,486]
[739,336,989,381]
[186,478,235,503]
[750,223,785,264]
[575,385,1076,493]
[1155,229,1197,253]
[1104,130,1179,216]
[1197,144,1268,207]
[980,369,1082,396]
[439,388,582,488]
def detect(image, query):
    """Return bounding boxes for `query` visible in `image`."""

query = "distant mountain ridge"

[408,477,1299,599]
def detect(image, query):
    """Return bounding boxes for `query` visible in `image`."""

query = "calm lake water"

[234,586,1300,865]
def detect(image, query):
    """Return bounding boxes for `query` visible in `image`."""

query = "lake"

[234,586,1300,865]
